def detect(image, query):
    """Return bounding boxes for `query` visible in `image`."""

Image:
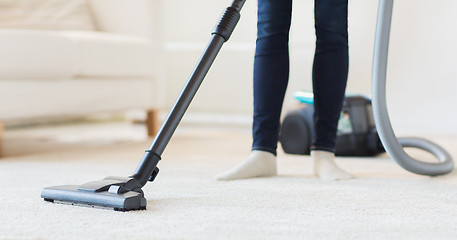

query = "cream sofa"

[0,0,163,154]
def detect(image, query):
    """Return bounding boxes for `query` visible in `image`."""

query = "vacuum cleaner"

[41,0,247,211]
[41,0,454,211]
[280,93,385,157]
[281,0,453,176]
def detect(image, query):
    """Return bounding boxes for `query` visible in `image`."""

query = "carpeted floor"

[1,122,457,240]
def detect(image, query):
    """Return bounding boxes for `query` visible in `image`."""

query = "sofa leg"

[146,109,160,137]
[0,122,3,158]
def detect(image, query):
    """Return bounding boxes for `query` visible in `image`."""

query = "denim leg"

[252,0,292,155]
[312,0,349,152]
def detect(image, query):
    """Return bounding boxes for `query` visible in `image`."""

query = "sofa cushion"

[0,29,77,79]
[0,0,95,31]
[0,29,156,79]
[64,31,157,78]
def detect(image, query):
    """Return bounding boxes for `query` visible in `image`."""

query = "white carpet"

[1,123,457,240]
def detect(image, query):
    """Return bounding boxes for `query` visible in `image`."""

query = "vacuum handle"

[132,0,246,187]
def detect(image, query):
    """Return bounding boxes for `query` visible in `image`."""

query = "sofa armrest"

[88,0,155,40]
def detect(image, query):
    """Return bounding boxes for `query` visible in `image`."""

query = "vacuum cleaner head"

[41,176,146,211]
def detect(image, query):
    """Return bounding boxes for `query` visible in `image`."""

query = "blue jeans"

[252,0,349,155]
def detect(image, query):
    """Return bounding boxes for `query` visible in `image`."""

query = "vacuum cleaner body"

[280,95,384,156]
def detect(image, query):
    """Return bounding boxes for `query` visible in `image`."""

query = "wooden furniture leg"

[146,109,160,137]
[0,122,3,157]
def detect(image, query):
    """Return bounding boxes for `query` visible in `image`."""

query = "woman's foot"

[215,150,277,181]
[312,150,353,180]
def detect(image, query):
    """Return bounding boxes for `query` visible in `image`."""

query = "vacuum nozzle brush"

[41,176,147,211]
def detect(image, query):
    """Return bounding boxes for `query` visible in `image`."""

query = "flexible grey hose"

[371,0,454,176]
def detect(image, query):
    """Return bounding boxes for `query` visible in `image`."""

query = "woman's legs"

[312,0,352,180]
[215,0,291,180]
[216,0,352,181]
[252,0,293,155]
[312,0,349,152]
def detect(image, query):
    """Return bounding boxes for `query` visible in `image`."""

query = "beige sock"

[312,150,353,180]
[214,150,277,181]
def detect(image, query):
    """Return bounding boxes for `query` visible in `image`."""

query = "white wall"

[157,0,457,135]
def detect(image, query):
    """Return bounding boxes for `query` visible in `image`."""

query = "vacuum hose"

[372,0,454,175]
